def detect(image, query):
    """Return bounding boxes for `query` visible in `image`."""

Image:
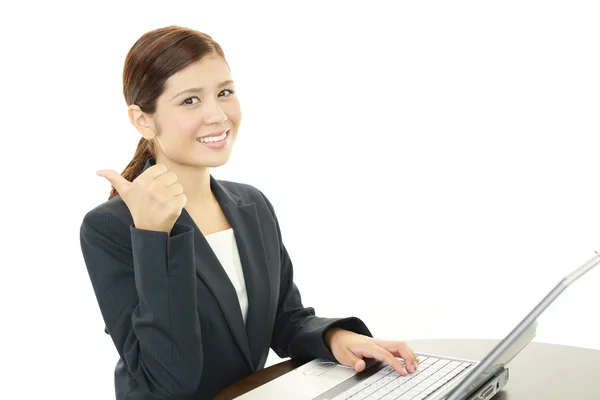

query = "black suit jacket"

[80,157,372,400]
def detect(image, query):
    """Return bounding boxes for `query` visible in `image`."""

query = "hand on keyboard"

[324,328,419,376]
[331,355,474,400]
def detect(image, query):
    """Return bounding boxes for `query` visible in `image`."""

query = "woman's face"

[147,54,241,168]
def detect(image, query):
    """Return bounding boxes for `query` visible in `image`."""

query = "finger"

[355,346,407,376]
[373,340,417,373]
[96,169,131,196]
[412,350,420,364]
[409,350,419,371]
[166,183,184,197]
[153,171,178,188]
[336,348,366,373]
[136,163,169,183]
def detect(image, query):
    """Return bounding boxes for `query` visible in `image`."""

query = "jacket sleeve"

[79,209,202,398]
[259,192,373,362]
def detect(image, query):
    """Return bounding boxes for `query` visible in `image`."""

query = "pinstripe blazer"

[80,157,372,400]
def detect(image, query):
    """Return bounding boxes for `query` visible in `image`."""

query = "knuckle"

[147,186,160,200]
[165,201,182,216]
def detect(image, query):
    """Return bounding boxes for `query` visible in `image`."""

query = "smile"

[197,130,228,143]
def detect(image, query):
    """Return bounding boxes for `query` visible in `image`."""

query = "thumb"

[337,349,366,373]
[96,169,131,196]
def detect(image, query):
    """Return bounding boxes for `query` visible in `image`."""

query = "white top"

[204,228,248,324]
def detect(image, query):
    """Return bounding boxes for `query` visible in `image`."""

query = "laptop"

[236,252,600,400]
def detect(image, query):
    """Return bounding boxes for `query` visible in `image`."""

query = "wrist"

[324,327,344,348]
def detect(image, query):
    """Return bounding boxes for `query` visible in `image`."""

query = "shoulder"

[83,195,133,224]
[80,195,133,242]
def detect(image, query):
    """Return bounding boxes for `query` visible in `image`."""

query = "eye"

[219,89,235,97]
[182,96,200,105]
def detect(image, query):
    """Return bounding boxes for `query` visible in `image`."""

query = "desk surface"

[216,338,600,400]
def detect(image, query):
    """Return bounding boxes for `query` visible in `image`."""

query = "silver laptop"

[237,252,600,400]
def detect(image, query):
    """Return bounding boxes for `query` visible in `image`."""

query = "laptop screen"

[453,321,537,398]
[445,252,600,400]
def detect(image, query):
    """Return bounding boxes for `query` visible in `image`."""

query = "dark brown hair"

[108,25,226,200]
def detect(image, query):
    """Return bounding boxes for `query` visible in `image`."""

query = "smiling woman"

[113,30,240,203]
[79,25,418,400]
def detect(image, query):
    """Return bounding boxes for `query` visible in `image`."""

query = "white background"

[1,1,599,398]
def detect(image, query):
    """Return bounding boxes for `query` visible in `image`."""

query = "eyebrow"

[170,80,235,101]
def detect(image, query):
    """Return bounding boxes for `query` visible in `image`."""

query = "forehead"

[164,55,231,92]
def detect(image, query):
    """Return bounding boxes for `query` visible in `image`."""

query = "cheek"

[225,101,242,124]
[174,113,203,134]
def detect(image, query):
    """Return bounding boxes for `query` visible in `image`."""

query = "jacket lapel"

[140,158,272,372]
[178,206,255,371]
[210,177,273,371]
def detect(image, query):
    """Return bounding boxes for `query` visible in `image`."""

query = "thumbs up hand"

[96,164,187,233]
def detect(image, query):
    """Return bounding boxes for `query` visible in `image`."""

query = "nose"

[203,99,228,125]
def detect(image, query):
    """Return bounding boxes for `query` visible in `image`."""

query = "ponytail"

[108,138,155,200]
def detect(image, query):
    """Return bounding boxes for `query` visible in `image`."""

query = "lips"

[197,130,229,143]
[196,130,230,149]
[198,129,228,139]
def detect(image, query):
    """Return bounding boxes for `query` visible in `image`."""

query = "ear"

[128,104,157,140]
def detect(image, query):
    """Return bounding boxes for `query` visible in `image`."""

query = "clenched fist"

[97,164,187,233]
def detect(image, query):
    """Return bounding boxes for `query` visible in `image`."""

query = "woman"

[80,25,418,400]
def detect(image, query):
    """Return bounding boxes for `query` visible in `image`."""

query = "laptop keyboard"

[330,355,474,400]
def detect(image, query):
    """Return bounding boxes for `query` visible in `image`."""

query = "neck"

[154,156,215,207]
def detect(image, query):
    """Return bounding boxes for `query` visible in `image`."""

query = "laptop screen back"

[445,253,600,400]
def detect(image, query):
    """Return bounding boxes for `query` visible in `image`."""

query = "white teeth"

[198,131,227,143]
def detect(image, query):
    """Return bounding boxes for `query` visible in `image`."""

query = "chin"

[195,154,233,169]
[204,160,230,168]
